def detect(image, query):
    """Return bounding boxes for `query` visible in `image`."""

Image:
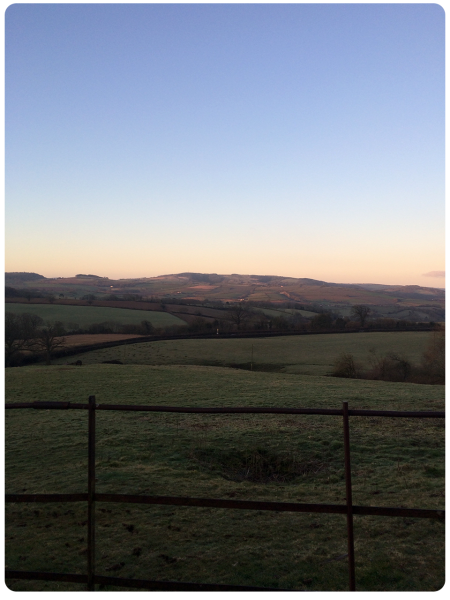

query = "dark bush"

[331,353,361,378]
[331,329,444,385]
[310,312,333,331]
[366,352,412,382]
[419,328,445,384]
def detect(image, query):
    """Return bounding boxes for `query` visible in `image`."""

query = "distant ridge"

[4,271,446,293]
[5,272,46,284]
[4,271,446,298]
[4,270,444,322]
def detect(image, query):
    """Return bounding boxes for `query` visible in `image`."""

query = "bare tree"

[5,312,43,366]
[35,321,67,365]
[351,305,371,327]
[82,294,96,305]
[228,303,252,330]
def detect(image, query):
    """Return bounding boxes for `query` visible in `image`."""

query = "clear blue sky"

[5,3,445,286]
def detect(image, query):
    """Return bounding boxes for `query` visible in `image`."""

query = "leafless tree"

[5,312,43,366]
[228,303,252,330]
[351,304,371,327]
[34,321,67,365]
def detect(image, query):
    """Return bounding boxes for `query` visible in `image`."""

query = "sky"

[4,2,445,287]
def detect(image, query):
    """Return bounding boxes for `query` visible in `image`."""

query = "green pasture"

[53,331,433,377]
[5,357,445,591]
[5,303,187,329]
[5,331,444,591]
[5,364,445,592]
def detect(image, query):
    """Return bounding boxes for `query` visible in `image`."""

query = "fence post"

[87,395,96,591]
[343,401,356,591]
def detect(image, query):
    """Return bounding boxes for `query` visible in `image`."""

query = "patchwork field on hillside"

[5,303,187,329]
[6,272,444,325]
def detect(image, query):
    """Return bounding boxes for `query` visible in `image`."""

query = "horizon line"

[5,270,445,290]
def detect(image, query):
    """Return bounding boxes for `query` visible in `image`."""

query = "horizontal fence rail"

[5,399,445,592]
[5,401,445,418]
[3,570,284,592]
[6,493,444,520]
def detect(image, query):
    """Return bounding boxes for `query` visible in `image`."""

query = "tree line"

[5,313,66,366]
[5,302,439,368]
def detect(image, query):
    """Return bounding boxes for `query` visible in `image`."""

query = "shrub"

[87,321,116,334]
[366,352,412,382]
[420,327,445,384]
[310,312,333,331]
[188,317,209,333]
[140,320,155,335]
[331,329,445,385]
[331,353,361,378]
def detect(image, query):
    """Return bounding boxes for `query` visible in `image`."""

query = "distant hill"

[356,283,444,300]
[4,271,444,324]
[5,272,46,284]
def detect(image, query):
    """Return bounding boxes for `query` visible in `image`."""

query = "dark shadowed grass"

[5,364,444,591]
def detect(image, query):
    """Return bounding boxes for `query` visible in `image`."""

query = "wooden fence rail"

[5,399,445,592]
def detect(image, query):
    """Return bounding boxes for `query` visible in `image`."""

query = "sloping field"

[279,284,401,305]
[5,303,187,328]
[52,331,434,377]
[5,364,444,591]
[5,299,231,323]
[62,334,145,347]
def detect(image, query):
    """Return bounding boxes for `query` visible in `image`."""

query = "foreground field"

[5,358,444,591]
[52,331,433,377]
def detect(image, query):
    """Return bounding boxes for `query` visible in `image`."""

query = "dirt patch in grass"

[190,447,329,484]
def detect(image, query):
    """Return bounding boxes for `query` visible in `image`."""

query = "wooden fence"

[5,399,445,591]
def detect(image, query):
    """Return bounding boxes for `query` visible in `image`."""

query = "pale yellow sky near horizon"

[4,251,445,289]
[5,213,445,288]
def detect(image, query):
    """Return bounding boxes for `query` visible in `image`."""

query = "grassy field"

[5,332,445,591]
[52,330,433,376]
[5,303,187,329]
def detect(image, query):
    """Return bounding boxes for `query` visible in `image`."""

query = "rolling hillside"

[6,271,445,323]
